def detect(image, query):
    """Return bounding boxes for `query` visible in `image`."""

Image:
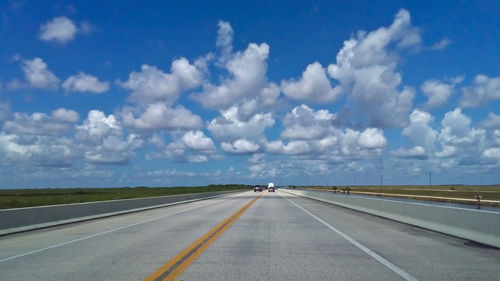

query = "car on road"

[254,185,263,192]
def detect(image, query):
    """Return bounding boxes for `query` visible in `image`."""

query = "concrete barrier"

[0,190,244,236]
[281,189,500,248]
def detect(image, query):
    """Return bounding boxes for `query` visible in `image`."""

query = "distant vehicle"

[268,182,274,189]
[268,186,275,192]
[254,185,263,192]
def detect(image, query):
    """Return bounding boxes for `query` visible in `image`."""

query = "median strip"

[144,192,264,281]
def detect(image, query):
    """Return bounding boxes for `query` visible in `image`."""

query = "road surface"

[0,190,499,280]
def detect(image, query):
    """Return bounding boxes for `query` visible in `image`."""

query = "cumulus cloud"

[38,16,94,44]
[3,108,79,136]
[358,128,387,148]
[77,110,143,164]
[281,104,336,140]
[327,9,419,128]
[193,21,279,112]
[269,105,386,159]
[439,108,482,146]
[460,75,500,108]
[436,108,485,162]
[207,106,275,141]
[194,42,270,109]
[216,20,233,63]
[0,133,79,167]
[182,130,216,152]
[119,58,202,105]
[39,16,78,44]
[482,147,500,159]
[479,113,500,128]
[9,57,59,90]
[421,76,463,109]
[221,139,261,154]
[395,146,427,159]
[147,130,217,163]
[430,38,452,50]
[266,140,311,155]
[63,72,110,93]
[281,62,341,103]
[402,109,437,153]
[121,103,202,131]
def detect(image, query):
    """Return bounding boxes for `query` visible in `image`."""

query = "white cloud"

[194,42,270,109]
[193,21,277,111]
[281,104,336,140]
[216,20,233,63]
[460,75,500,108]
[402,109,437,150]
[9,58,59,90]
[120,58,202,105]
[265,140,311,155]
[221,139,261,154]
[479,113,500,128]
[63,72,110,93]
[39,16,78,44]
[182,130,216,152]
[339,128,387,157]
[147,130,217,163]
[207,106,275,141]
[358,128,387,149]
[269,106,387,160]
[430,38,452,50]
[77,110,143,165]
[421,76,463,109]
[327,9,419,128]
[0,133,78,167]
[281,62,341,103]
[3,108,79,136]
[395,146,427,159]
[121,103,202,131]
[435,145,457,158]
[482,147,500,159]
[439,108,481,146]
[436,108,486,163]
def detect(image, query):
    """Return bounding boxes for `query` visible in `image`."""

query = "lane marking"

[144,192,264,281]
[279,191,420,281]
[0,192,245,264]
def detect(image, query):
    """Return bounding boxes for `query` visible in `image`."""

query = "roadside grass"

[0,185,251,209]
[302,185,500,202]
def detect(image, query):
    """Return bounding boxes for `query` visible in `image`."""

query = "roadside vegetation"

[0,185,250,209]
[301,185,500,206]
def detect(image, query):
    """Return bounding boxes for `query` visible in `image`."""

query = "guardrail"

[0,190,244,236]
[281,189,500,248]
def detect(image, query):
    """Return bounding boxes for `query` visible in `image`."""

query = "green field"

[0,185,250,209]
[301,185,500,206]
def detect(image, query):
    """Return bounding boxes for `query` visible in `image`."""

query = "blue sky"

[1,0,499,188]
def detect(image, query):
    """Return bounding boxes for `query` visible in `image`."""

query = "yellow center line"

[144,192,264,281]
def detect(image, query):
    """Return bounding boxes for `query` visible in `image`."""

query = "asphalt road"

[0,190,499,280]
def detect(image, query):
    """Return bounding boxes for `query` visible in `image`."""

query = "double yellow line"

[144,192,264,281]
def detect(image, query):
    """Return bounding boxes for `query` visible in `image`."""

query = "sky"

[0,0,499,188]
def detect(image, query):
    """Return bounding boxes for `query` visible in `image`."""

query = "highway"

[0,190,499,280]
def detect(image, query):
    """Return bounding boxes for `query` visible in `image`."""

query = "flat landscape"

[0,185,249,209]
[301,185,500,207]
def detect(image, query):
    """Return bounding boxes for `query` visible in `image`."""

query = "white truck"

[268,182,275,192]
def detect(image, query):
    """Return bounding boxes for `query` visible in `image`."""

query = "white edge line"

[278,191,420,281]
[0,192,245,263]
